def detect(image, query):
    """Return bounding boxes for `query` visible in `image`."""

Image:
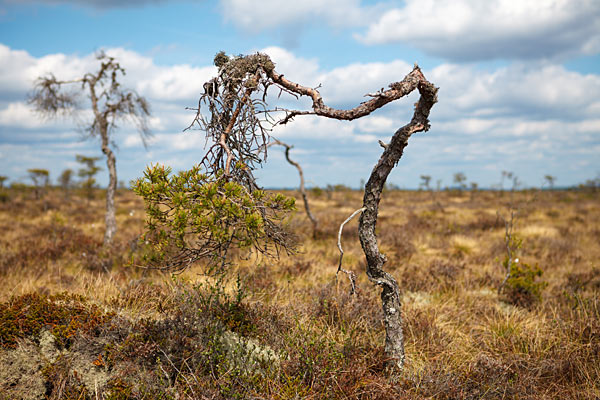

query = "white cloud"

[0,102,48,128]
[357,0,600,61]
[429,62,600,120]
[0,45,213,134]
[0,44,214,105]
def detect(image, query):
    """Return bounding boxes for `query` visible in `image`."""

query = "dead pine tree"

[277,65,438,371]
[267,139,319,238]
[29,52,151,246]
[135,52,437,372]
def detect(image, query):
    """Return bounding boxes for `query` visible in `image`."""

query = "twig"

[267,139,319,237]
[159,347,197,398]
[337,207,365,294]
[497,209,517,293]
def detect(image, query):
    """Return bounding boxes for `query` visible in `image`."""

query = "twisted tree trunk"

[266,63,438,371]
[358,74,438,370]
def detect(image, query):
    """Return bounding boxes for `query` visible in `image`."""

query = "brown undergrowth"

[0,187,598,399]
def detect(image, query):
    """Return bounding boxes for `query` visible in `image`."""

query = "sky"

[1,0,599,190]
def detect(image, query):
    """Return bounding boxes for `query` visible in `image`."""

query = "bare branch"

[266,66,427,121]
[336,207,365,295]
[267,139,319,237]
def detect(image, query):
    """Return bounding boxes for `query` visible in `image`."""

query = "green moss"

[0,292,114,349]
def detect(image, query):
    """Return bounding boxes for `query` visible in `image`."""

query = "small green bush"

[132,163,295,273]
[502,259,547,308]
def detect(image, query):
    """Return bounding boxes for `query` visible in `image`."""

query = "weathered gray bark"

[101,131,118,246]
[358,69,438,370]
[267,65,438,370]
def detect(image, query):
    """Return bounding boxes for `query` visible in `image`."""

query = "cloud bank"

[357,0,600,61]
[1,44,598,188]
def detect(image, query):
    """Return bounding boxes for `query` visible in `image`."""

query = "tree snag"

[29,52,151,246]
[267,139,319,238]
[268,64,438,371]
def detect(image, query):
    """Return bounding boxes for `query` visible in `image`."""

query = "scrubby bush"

[501,258,547,308]
[132,163,295,273]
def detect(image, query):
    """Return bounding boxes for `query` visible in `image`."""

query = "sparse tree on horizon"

[420,175,431,191]
[76,155,101,202]
[453,172,467,193]
[29,52,151,246]
[27,168,49,200]
[58,168,73,200]
[544,175,556,190]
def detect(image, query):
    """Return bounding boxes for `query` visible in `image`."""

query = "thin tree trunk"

[101,126,117,246]
[358,75,438,371]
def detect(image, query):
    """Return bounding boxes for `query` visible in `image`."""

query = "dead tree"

[29,52,151,246]
[270,64,438,371]
[267,139,319,238]
[141,52,437,371]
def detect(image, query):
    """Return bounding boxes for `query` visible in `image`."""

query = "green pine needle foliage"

[132,163,295,272]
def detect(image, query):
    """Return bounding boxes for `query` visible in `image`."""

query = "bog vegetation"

[0,184,598,399]
[1,51,599,399]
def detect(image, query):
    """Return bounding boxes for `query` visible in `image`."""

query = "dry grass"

[0,186,599,399]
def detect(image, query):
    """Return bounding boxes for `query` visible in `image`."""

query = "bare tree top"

[28,51,151,144]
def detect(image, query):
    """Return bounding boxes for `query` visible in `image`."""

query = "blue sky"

[1,0,599,189]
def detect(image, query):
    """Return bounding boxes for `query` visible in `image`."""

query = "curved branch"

[266,65,427,121]
[268,139,319,237]
[336,207,365,295]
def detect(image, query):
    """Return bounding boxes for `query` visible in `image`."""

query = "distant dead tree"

[267,139,318,238]
[544,175,556,190]
[28,52,151,246]
[135,52,437,372]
